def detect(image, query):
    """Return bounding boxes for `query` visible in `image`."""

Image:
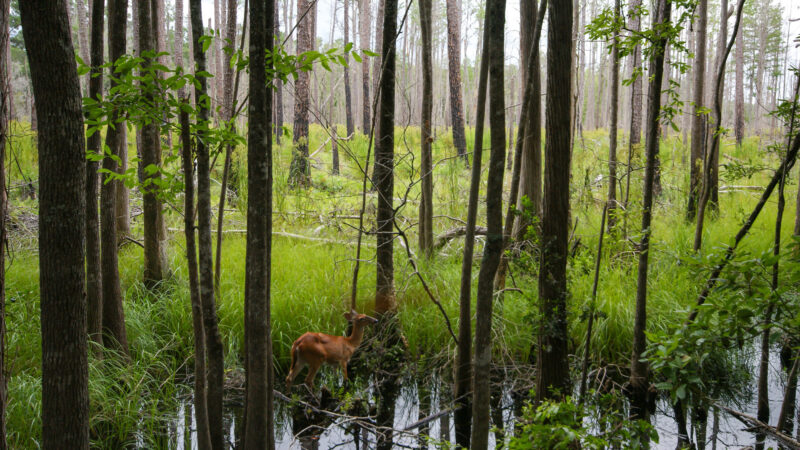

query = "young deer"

[285,309,378,390]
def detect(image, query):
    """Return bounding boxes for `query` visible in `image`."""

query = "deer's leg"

[340,360,349,382]
[304,361,321,390]
[286,359,305,390]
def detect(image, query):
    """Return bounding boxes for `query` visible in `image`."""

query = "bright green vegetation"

[4,120,796,446]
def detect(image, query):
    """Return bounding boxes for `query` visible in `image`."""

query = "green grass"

[4,120,799,446]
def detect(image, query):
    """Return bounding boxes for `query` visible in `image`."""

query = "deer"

[285,309,378,390]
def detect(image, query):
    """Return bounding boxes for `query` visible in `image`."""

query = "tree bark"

[0,0,9,444]
[343,0,355,137]
[76,0,90,97]
[627,0,643,148]
[734,11,744,147]
[536,0,572,404]
[607,0,620,231]
[358,0,371,133]
[21,0,90,445]
[189,0,226,446]
[418,0,433,258]
[629,0,670,426]
[244,0,275,446]
[274,0,284,144]
[469,0,506,445]
[374,0,397,315]
[444,0,468,162]
[140,0,168,287]
[687,0,707,220]
[708,0,729,210]
[289,0,312,186]
[85,0,105,351]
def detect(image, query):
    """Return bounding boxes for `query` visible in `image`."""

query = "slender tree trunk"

[359,0,371,133]
[140,0,167,286]
[223,0,237,121]
[343,0,354,137]
[85,0,104,351]
[21,0,90,445]
[418,0,433,258]
[454,20,491,449]
[687,0,707,220]
[244,0,275,446]
[536,0,572,404]
[734,12,744,147]
[76,0,90,97]
[513,0,542,239]
[190,0,226,446]
[274,0,284,144]
[101,0,130,358]
[374,0,396,315]
[372,0,384,137]
[289,0,312,186]
[444,0,468,162]
[708,0,729,211]
[115,127,130,239]
[628,0,643,148]
[180,106,212,450]
[0,0,9,444]
[607,0,620,231]
[469,0,506,445]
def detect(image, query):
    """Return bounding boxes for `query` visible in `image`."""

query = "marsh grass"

[4,120,799,446]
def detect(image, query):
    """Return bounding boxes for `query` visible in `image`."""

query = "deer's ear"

[343,311,353,321]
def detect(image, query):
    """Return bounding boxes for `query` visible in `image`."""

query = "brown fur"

[285,310,378,390]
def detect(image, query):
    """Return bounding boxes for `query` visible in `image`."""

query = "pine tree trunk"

[274,0,284,143]
[359,0,371,133]
[735,14,744,147]
[374,0,396,315]
[629,0,671,428]
[418,0,433,258]
[102,0,130,357]
[628,0,643,148]
[536,0,572,404]
[607,0,620,231]
[709,0,728,210]
[290,0,312,186]
[244,0,275,446]
[189,0,226,446]
[21,0,90,445]
[76,0,90,97]
[372,0,383,136]
[343,0,355,137]
[85,0,104,351]
[687,0,706,220]
[0,0,9,444]
[444,0,468,162]
[470,0,506,444]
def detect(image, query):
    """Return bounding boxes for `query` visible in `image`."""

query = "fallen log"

[434,226,488,250]
[714,402,800,448]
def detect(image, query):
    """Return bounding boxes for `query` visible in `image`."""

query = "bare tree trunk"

[734,12,744,147]
[374,0,396,315]
[607,0,620,231]
[343,0,355,137]
[180,106,212,450]
[290,0,312,186]
[470,0,506,444]
[189,0,226,446]
[628,0,642,148]
[418,0,433,258]
[0,0,9,444]
[359,0,371,133]
[274,0,283,144]
[444,0,468,162]
[372,0,383,136]
[536,0,572,404]
[454,20,491,449]
[85,0,104,351]
[21,0,90,445]
[708,0,729,211]
[76,0,90,97]
[243,0,275,445]
[687,0,706,220]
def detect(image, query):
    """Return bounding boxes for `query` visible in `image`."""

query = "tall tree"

[274,0,284,143]
[374,0,396,315]
[244,0,275,446]
[418,0,433,257]
[627,0,643,148]
[444,0,468,161]
[85,0,104,350]
[75,0,90,97]
[190,0,226,446]
[140,0,168,286]
[629,0,671,425]
[0,0,9,444]
[709,0,729,209]
[21,0,90,445]
[343,0,355,137]
[469,0,506,445]
[734,9,744,147]
[607,0,620,230]
[358,0,371,133]
[101,0,131,358]
[372,0,384,135]
[686,0,707,220]
[513,0,542,238]
[289,0,312,186]
[536,0,572,403]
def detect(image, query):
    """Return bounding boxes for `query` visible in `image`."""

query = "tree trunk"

[469,0,506,445]
[343,0,354,137]
[189,0,226,446]
[444,0,468,162]
[289,0,312,187]
[0,0,9,444]
[607,0,620,231]
[76,0,90,97]
[223,0,236,120]
[374,0,396,315]
[536,0,572,404]
[734,11,744,147]
[687,0,707,220]
[180,105,212,450]
[709,0,729,211]
[274,0,284,144]
[627,0,643,148]
[21,0,90,445]
[140,0,167,286]
[359,0,371,133]
[371,0,383,137]
[85,0,104,351]
[244,0,275,446]
[513,0,542,239]
[454,20,491,449]
[115,127,131,239]
[418,0,433,258]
